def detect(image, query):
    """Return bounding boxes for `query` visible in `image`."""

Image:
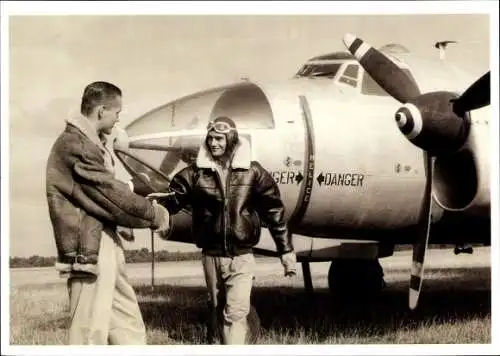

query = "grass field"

[9,253,491,345]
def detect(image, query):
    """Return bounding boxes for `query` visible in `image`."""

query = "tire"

[328,259,385,301]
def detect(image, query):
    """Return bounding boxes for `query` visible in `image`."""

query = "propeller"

[452,71,490,116]
[343,34,421,104]
[409,154,433,309]
[342,33,491,310]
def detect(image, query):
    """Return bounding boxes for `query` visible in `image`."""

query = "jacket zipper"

[214,166,232,256]
[225,166,232,255]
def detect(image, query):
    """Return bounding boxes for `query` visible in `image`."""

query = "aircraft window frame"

[336,63,360,89]
[295,61,343,79]
[342,63,359,78]
[114,149,171,187]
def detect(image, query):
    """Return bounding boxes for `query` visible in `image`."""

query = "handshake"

[124,176,173,239]
[280,251,298,277]
[147,192,174,238]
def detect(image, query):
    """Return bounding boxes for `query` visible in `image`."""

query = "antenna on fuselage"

[434,40,457,61]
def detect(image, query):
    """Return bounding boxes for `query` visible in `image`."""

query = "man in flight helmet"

[152,115,297,344]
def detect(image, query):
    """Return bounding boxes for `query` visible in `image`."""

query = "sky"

[2,3,496,257]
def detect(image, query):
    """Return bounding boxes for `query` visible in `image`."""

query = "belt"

[59,254,98,265]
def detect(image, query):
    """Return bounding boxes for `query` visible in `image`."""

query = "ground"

[8,247,491,345]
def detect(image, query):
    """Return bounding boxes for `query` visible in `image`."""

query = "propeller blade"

[409,154,434,310]
[342,34,421,104]
[453,71,490,116]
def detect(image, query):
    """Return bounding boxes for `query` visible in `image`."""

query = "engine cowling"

[431,107,490,215]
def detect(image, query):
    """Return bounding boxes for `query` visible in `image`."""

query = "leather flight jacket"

[159,137,293,257]
[46,116,162,275]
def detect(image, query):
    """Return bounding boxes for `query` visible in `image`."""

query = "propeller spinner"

[342,33,490,310]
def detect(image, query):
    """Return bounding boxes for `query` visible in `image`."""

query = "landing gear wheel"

[328,259,386,302]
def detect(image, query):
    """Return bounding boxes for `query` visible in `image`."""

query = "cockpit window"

[338,64,360,88]
[295,63,342,78]
[343,64,359,78]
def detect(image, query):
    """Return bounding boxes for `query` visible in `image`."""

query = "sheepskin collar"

[196,136,252,170]
[66,116,107,150]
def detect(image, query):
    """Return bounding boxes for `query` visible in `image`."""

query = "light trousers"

[66,231,146,345]
[202,253,255,345]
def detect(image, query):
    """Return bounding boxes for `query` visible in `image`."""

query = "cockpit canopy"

[294,49,417,97]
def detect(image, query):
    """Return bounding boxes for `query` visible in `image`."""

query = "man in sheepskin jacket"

[46,81,169,344]
[152,116,297,344]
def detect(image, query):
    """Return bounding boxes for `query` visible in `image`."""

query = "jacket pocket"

[233,210,261,246]
[193,210,217,246]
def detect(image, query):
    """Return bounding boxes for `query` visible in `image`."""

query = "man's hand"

[129,173,155,197]
[280,251,297,277]
[117,226,135,242]
[151,200,171,238]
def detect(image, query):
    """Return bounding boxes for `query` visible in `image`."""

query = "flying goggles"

[206,120,236,134]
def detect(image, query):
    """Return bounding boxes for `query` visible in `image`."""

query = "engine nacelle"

[395,91,471,156]
[432,107,490,216]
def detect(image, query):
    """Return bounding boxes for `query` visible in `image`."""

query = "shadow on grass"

[136,285,210,344]
[135,266,490,344]
[32,316,69,332]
